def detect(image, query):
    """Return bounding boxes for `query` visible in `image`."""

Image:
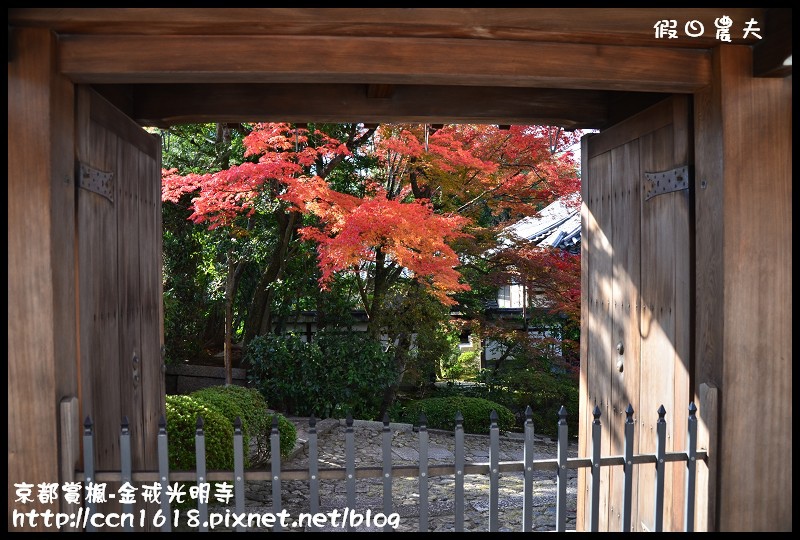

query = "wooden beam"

[60,35,711,93]
[123,83,614,129]
[9,8,765,47]
[366,84,394,99]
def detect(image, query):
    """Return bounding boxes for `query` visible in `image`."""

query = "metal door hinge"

[78,162,114,203]
[644,165,690,201]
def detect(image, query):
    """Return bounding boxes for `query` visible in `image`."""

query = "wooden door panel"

[609,139,642,531]
[76,86,163,529]
[584,150,613,530]
[579,95,691,531]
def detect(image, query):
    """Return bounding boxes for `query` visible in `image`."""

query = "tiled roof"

[499,193,581,252]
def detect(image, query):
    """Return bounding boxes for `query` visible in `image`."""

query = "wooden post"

[59,397,80,531]
[695,383,718,531]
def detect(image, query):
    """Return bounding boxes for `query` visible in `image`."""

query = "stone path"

[224,417,579,532]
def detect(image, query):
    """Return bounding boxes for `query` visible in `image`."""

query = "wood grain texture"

[78,88,123,524]
[583,96,691,531]
[57,34,711,93]
[693,45,792,531]
[75,88,164,529]
[127,83,614,129]
[716,46,792,532]
[577,134,592,531]
[696,383,718,531]
[7,27,63,531]
[692,59,725,395]
[59,397,81,531]
[610,139,642,531]
[8,8,765,47]
[639,123,679,532]
[585,150,613,530]
[50,51,79,429]
[139,141,164,469]
[669,95,692,531]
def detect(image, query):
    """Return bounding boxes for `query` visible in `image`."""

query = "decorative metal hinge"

[644,165,690,201]
[78,162,114,203]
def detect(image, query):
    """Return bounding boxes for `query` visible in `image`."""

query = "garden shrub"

[189,385,297,465]
[432,368,579,438]
[244,330,397,420]
[498,369,579,438]
[165,394,234,472]
[440,350,480,381]
[261,411,298,463]
[397,396,516,434]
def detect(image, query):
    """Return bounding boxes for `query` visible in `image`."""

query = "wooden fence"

[65,402,706,532]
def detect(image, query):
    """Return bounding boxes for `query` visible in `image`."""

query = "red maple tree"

[162,121,581,334]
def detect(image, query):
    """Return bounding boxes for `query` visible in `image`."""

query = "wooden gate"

[578,95,692,532]
[75,86,165,523]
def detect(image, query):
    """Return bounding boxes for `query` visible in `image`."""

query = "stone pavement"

[225,417,579,532]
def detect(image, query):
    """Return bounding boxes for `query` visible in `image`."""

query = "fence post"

[59,397,80,531]
[685,402,698,532]
[195,416,208,532]
[233,417,245,532]
[157,415,171,531]
[82,416,97,532]
[345,413,355,532]
[589,405,602,532]
[308,416,320,531]
[119,416,133,532]
[489,410,500,532]
[522,406,534,532]
[419,412,429,532]
[622,404,635,532]
[382,413,393,532]
[270,415,282,532]
[454,411,465,533]
[654,405,667,532]
[556,406,568,532]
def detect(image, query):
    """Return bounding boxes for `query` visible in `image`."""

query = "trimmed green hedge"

[189,385,297,465]
[165,394,234,471]
[397,396,516,434]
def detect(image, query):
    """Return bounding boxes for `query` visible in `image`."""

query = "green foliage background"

[244,330,397,420]
[396,396,517,434]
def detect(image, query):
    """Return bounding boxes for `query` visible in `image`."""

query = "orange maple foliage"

[282,177,472,305]
[161,123,348,229]
[371,124,580,222]
[162,122,581,309]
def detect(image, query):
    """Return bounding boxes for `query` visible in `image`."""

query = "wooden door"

[577,95,692,532]
[75,86,164,524]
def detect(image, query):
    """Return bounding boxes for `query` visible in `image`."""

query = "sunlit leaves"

[162,121,582,312]
[283,177,472,305]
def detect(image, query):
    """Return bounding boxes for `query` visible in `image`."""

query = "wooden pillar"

[693,45,791,531]
[8,27,77,530]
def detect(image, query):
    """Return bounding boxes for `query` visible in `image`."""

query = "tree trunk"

[223,247,248,381]
[378,330,412,420]
[224,250,235,385]
[243,209,297,344]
